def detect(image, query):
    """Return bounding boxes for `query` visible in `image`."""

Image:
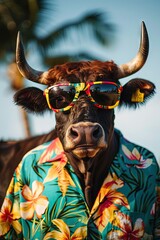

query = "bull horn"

[118,21,149,79]
[16,32,46,84]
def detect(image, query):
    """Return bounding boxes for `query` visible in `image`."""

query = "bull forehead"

[44,60,119,85]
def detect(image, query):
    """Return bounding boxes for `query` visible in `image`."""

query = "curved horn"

[16,32,46,84]
[118,21,149,79]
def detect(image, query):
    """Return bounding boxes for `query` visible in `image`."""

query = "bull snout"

[65,122,107,159]
[69,123,102,145]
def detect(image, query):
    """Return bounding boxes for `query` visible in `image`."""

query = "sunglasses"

[44,81,123,112]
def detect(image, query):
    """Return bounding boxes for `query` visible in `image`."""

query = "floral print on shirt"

[0,130,160,239]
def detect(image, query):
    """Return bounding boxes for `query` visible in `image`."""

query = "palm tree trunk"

[20,108,31,137]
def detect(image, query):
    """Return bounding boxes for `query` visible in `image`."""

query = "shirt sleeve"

[0,161,23,239]
[154,161,160,239]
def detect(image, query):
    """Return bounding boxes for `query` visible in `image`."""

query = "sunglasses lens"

[48,86,76,109]
[90,84,119,106]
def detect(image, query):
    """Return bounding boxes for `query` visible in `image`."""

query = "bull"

[0,22,159,239]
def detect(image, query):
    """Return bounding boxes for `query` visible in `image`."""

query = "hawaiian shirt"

[0,130,159,239]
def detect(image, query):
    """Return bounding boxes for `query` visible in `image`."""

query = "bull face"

[53,84,116,159]
[14,22,155,161]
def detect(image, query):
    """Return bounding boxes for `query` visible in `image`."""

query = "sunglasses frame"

[44,81,123,112]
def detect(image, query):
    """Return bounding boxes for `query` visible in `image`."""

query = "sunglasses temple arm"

[44,90,52,110]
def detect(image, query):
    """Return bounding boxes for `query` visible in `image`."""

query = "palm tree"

[0,0,115,137]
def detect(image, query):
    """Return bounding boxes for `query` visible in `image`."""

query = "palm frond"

[36,11,115,53]
[33,0,56,31]
[0,0,55,57]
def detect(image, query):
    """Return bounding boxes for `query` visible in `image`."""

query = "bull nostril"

[70,127,79,138]
[92,126,102,139]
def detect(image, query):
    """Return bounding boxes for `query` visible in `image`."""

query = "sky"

[0,0,160,162]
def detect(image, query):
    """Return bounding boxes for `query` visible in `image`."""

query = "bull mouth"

[74,144,96,149]
[71,144,101,159]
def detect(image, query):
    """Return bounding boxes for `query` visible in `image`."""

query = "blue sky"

[0,0,160,161]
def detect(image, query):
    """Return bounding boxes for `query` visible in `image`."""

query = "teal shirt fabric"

[0,130,160,239]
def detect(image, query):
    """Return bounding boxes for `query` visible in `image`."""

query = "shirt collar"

[38,138,67,164]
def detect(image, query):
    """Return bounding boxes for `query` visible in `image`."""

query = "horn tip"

[16,31,21,43]
[141,21,147,33]
[16,31,23,45]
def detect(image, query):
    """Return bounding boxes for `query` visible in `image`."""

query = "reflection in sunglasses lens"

[90,84,119,106]
[49,86,76,109]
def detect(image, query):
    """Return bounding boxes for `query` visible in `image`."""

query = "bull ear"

[14,87,49,113]
[119,78,155,108]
